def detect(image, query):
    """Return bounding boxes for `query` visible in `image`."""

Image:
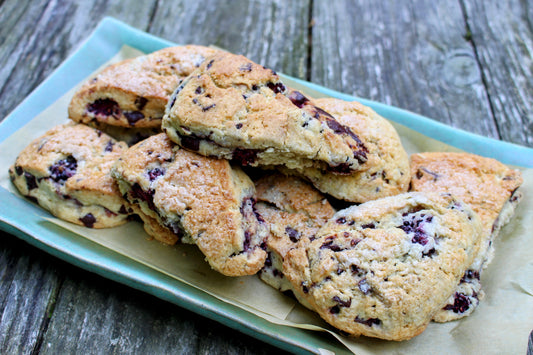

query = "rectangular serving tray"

[1,17,532,355]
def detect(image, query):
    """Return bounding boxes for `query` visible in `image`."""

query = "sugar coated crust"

[111,133,268,276]
[9,122,130,228]
[409,152,523,321]
[254,173,335,308]
[277,98,411,202]
[283,192,483,341]
[162,52,369,174]
[69,45,219,128]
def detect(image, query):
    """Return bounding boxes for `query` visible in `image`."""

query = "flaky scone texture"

[69,45,219,128]
[162,52,369,174]
[254,174,335,307]
[112,133,267,276]
[409,152,523,322]
[283,192,483,341]
[9,122,129,228]
[277,98,410,202]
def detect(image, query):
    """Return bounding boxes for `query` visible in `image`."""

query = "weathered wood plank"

[0,233,62,354]
[310,0,500,140]
[462,0,533,147]
[0,0,156,120]
[40,270,285,354]
[149,0,311,78]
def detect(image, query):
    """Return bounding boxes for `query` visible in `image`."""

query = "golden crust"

[69,45,219,128]
[281,98,411,202]
[112,133,267,276]
[409,152,522,236]
[9,122,129,228]
[283,192,484,341]
[162,52,369,173]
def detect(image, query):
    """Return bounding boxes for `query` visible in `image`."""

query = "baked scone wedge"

[9,122,130,228]
[409,152,523,322]
[254,174,335,308]
[277,98,411,202]
[69,45,219,128]
[111,133,268,276]
[283,192,484,341]
[162,52,369,174]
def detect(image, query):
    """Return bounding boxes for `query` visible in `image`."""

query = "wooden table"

[1,1,531,353]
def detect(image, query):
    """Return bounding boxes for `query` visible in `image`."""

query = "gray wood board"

[149,0,311,79]
[462,0,533,147]
[310,0,501,142]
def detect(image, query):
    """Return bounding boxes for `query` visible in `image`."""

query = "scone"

[111,133,268,276]
[162,52,369,174]
[9,122,130,228]
[283,192,484,341]
[409,152,523,322]
[69,45,219,128]
[254,174,336,307]
[277,98,410,202]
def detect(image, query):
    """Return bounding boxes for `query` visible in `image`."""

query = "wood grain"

[0,0,156,120]
[149,0,311,78]
[462,0,533,147]
[310,0,500,140]
[0,236,62,354]
[39,272,283,354]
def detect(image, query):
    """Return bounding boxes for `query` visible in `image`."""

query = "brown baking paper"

[0,46,532,354]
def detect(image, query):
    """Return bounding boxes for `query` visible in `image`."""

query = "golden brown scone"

[409,152,523,322]
[162,52,369,174]
[283,192,484,341]
[69,45,219,128]
[254,174,336,308]
[9,122,130,228]
[277,98,411,202]
[111,133,268,276]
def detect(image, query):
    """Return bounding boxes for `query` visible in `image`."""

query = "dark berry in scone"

[162,51,369,174]
[409,152,523,322]
[283,192,484,341]
[9,122,130,228]
[69,45,219,128]
[111,133,268,276]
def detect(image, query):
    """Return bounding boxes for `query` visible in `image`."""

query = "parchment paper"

[0,46,531,354]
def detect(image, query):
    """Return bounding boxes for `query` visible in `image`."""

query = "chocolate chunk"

[104,140,115,152]
[87,99,120,117]
[180,135,201,151]
[79,213,96,228]
[147,168,165,181]
[24,172,38,190]
[320,237,344,252]
[124,111,145,125]
[285,226,300,243]
[443,292,472,313]
[232,149,257,166]
[266,82,286,94]
[332,295,352,308]
[288,91,309,108]
[134,96,148,110]
[354,316,381,327]
[130,183,156,211]
[50,156,78,182]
